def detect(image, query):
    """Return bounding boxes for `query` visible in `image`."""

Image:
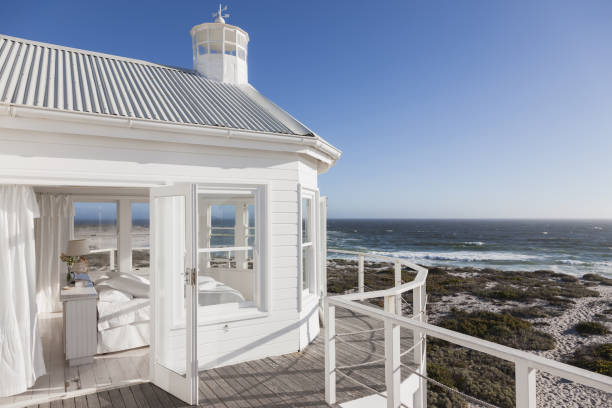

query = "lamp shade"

[65,239,90,256]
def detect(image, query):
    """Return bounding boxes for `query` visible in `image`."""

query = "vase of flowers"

[60,254,77,284]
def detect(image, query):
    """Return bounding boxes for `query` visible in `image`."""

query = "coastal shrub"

[583,273,612,286]
[566,343,612,376]
[574,321,610,336]
[428,339,515,408]
[476,285,527,301]
[438,309,555,350]
[507,306,550,319]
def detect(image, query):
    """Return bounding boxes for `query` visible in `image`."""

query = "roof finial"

[212,4,229,24]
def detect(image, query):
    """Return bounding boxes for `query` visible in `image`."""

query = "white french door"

[150,184,198,404]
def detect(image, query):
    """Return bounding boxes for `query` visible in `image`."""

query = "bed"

[93,273,245,354]
[94,273,150,354]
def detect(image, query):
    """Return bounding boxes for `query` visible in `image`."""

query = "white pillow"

[98,288,133,303]
[198,276,217,290]
[96,276,150,298]
[120,273,150,285]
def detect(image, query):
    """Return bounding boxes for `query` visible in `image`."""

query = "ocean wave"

[462,241,485,246]
[557,259,612,268]
[370,250,537,263]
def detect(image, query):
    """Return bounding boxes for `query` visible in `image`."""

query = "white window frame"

[72,195,149,273]
[298,184,319,312]
[196,183,270,321]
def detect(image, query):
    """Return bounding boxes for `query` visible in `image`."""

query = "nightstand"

[60,286,98,366]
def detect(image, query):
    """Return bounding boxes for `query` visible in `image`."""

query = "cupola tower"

[190,4,249,84]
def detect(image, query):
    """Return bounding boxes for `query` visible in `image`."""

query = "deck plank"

[106,388,127,408]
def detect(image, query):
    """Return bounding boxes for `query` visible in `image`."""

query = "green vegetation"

[327,262,599,316]
[574,321,610,336]
[438,309,555,350]
[583,274,612,286]
[566,343,612,376]
[427,339,515,408]
[427,309,555,407]
[507,306,560,319]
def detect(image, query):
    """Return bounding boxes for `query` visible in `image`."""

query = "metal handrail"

[328,248,427,273]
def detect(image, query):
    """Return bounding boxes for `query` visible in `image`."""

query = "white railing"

[89,246,149,271]
[324,249,612,408]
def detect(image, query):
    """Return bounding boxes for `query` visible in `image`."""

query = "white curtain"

[0,185,46,397]
[35,194,73,313]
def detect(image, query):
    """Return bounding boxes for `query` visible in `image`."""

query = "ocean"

[327,219,612,278]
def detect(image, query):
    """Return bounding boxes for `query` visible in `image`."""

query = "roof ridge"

[0,33,188,73]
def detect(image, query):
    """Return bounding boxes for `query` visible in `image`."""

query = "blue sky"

[3,1,612,219]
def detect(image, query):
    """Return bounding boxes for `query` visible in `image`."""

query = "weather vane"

[213,4,229,23]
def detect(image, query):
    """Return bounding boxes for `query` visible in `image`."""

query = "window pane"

[131,202,150,274]
[302,198,312,243]
[198,195,256,308]
[74,202,117,276]
[248,204,255,228]
[210,205,235,247]
[302,247,309,291]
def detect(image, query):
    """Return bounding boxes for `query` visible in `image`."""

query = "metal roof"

[0,35,314,136]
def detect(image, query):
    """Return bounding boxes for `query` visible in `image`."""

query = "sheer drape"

[35,194,73,313]
[0,185,46,397]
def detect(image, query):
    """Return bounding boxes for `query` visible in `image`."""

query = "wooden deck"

[2,313,149,408]
[19,308,418,408]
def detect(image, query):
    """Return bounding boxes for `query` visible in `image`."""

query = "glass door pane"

[153,195,186,373]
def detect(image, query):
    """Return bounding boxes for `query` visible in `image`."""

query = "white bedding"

[198,277,245,306]
[97,322,149,354]
[95,273,151,353]
[97,298,150,331]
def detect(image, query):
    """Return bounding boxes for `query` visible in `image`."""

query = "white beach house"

[0,10,339,404]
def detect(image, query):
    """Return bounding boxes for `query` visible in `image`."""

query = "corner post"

[384,295,401,408]
[394,261,402,313]
[515,361,536,408]
[412,284,426,408]
[324,298,336,404]
[358,255,365,293]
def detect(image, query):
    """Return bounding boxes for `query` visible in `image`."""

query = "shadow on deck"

[25,308,418,408]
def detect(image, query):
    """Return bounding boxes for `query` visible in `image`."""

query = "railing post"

[384,295,401,408]
[358,255,364,293]
[324,299,336,404]
[412,284,426,408]
[515,361,536,408]
[110,249,116,271]
[394,261,402,313]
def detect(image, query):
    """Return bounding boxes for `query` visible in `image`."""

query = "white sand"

[533,284,612,407]
[427,284,612,407]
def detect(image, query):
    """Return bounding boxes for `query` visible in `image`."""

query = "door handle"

[183,267,197,286]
